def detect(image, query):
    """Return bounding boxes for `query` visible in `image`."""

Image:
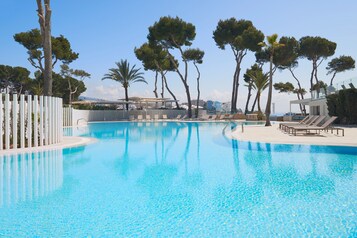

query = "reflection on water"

[1,122,356,236]
[0,150,63,207]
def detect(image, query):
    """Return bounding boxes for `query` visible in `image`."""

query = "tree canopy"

[299,36,336,61]
[148,16,196,49]
[135,43,176,72]
[0,65,31,94]
[183,48,204,64]
[14,29,79,71]
[299,36,336,91]
[102,59,146,110]
[213,18,264,113]
[147,16,198,118]
[213,18,263,52]
[326,55,355,85]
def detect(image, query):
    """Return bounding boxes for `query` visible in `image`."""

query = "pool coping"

[0,136,97,156]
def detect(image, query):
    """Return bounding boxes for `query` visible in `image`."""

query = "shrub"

[326,88,357,124]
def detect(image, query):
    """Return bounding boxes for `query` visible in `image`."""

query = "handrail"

[77,118,88,125]
[222,120,238,136]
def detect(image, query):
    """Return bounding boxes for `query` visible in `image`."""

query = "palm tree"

[102,59,147,110]
[248,70,269,113]
[259,34,284,126]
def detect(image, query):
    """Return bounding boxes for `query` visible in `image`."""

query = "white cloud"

[204,89,231,102]
[82,84,124,100]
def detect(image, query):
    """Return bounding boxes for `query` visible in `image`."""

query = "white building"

[290,77,356,117]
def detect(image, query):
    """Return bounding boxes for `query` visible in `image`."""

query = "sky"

[1,0,356,113]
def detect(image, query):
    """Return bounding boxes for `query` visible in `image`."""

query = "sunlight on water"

[1,122,356,237]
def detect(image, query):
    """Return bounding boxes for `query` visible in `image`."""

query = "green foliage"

[135,43,177,71]
[13,29,79,69]
[183,48,204,64]
[0,65,31,94]
[102,60,146,89]
[327,56,355,74]
[31,71,86,103]
[312,81,328,93]
[299,36,336,61]
[274,82,295,93]
[274,37,299,68]
[247,67,269,92]
[213,18,264,52]
[326,55,355,85]
[148,16,196,48]
[327,89,357,124]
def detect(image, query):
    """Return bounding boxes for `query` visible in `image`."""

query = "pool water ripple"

[0,122,356,237]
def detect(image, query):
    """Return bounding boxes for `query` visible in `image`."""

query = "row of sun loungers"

[279,115,343,136]
[129,114,187,121]
[128,113,242,121]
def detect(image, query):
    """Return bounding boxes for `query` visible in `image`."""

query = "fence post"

[27,95,32,148]
[5,94,10,150]
[12,95,18,149]
[33,96,38,147]
[39,96,44,146]
[20,95,25,148]
[0,94,3,150]
[44,96,48,146]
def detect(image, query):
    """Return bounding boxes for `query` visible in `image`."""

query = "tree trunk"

[289,68,306,115]
[124,87,129,110]
[153,71,159,108]
[161,73,164,99]
[250,94,258,112]
[68,78,72,105]
[230,65,238,113]
[257,92,261,113]
[162,72,180,109]
[329,72,337,86]
[265,54,273,126]
[185,84,192,118]
[194,62,201,118]
[244,84,252,114]
[166,48,192,118]
[153,71,158,98]
[36,0,53,96]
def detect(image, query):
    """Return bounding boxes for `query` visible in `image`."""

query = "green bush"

[326,88,357,124]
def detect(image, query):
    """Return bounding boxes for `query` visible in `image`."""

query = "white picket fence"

[0,94,63,151]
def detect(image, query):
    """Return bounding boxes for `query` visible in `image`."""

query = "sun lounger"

[214,114,222,120]
[162,114,168,120]
[175,114,182,120]
[145,115,151,121]
[137,115,143,121]
[285,116,326,131]
[280,115,318,131]
[225,114,234,120]
[285,115,326,133]
[289,116,338,136]
[279,115,310,130]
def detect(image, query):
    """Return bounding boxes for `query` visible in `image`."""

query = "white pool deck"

[0,136,97,156]
[228,123,357,147]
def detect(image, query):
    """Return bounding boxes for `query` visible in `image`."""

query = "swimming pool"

[0,122,356,236]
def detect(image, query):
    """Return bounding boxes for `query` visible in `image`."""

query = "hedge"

[326,88,357,124]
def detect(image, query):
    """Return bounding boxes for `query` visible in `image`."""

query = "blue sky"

[1,0,356,113]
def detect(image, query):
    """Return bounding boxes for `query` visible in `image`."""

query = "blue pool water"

[0,122,356,237]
